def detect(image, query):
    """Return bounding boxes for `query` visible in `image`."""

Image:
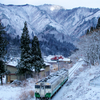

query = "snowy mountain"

[0,3,100,41]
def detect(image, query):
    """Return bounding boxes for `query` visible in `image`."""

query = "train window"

[35,85,40,88]
[41,86,44,89]
[45,85,51,89]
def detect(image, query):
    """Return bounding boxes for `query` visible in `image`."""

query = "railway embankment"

[53,58,100,100]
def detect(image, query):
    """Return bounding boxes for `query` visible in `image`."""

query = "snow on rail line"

[52,58,85,100]
[68,58,85,79]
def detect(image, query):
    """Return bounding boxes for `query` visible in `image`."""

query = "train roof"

[36,68,68,85]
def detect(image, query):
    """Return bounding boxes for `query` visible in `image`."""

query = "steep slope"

[0,4,51,38]
[0,3,100,40]
[39,5,100,38]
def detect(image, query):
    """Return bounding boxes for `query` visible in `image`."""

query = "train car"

[35,68,68,99]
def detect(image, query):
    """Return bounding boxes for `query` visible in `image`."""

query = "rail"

[69,61,84,78]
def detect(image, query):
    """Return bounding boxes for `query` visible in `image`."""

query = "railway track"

[68,59,85,79]
[34,59,85,100]
[52,58,85,100]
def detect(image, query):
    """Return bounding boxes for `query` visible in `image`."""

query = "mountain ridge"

[0,3,100,41]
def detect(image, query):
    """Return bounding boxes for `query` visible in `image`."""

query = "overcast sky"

[0,0,100,9]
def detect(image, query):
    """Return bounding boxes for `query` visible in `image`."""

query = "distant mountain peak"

[0,4,100,40]
[50,5,63,11]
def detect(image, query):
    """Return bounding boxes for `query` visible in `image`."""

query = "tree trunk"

[0,75,3,85]
[25,73,26,80]
[37,72,39,79]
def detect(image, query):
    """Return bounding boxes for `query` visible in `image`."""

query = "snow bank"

[62,64,100,100]
[0,85,21,100]
[0,78,35,100]
[52,59,100,100]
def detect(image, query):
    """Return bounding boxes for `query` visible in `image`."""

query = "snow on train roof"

[47,69,68,84]
[37,68,68,84]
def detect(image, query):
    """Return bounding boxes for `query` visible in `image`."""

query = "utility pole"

[57,57,59,71]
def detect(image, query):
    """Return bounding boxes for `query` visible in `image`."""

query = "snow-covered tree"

[80,31,100,65]
[17,22,32,78]
[0,21,7,85]
[90,32,100,64]
[31,36,45,74]
[76,29,100,65]
[0,21,7,59]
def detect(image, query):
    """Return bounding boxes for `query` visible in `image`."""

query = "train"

[35,68,68,99]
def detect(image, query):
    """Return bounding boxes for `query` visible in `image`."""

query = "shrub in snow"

[19,91,29,100]
[21,81,28,87]
[26,78,34,83]
[29,90,34,98]
[20,78,34,87]
[19,90,34,100]
[11,80,22,86]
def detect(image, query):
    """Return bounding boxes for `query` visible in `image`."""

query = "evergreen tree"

[17,22,32,78]
[0,21,7,58]
[86,29,89,35]
[96,17,100,29]
[90,27,94,32]
[0,60,5,85]
[0,21,7,85]
[31,36,45,74]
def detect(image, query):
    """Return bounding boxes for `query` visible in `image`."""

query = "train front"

[35,82,52,99]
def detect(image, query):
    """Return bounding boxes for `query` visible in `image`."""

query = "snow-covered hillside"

[62,64,100,100]
[0,3,100,40]
[52,59,100,100]
[0,58,100,100]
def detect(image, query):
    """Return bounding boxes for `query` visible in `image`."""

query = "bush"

[11,80,22,86]
[19,90,34,100]
[29,90,34,98]
[19,91,28,100]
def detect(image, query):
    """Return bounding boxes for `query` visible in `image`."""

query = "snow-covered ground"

[52,59,100,100]
[0,58,100,100]
[0,79,35,100]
